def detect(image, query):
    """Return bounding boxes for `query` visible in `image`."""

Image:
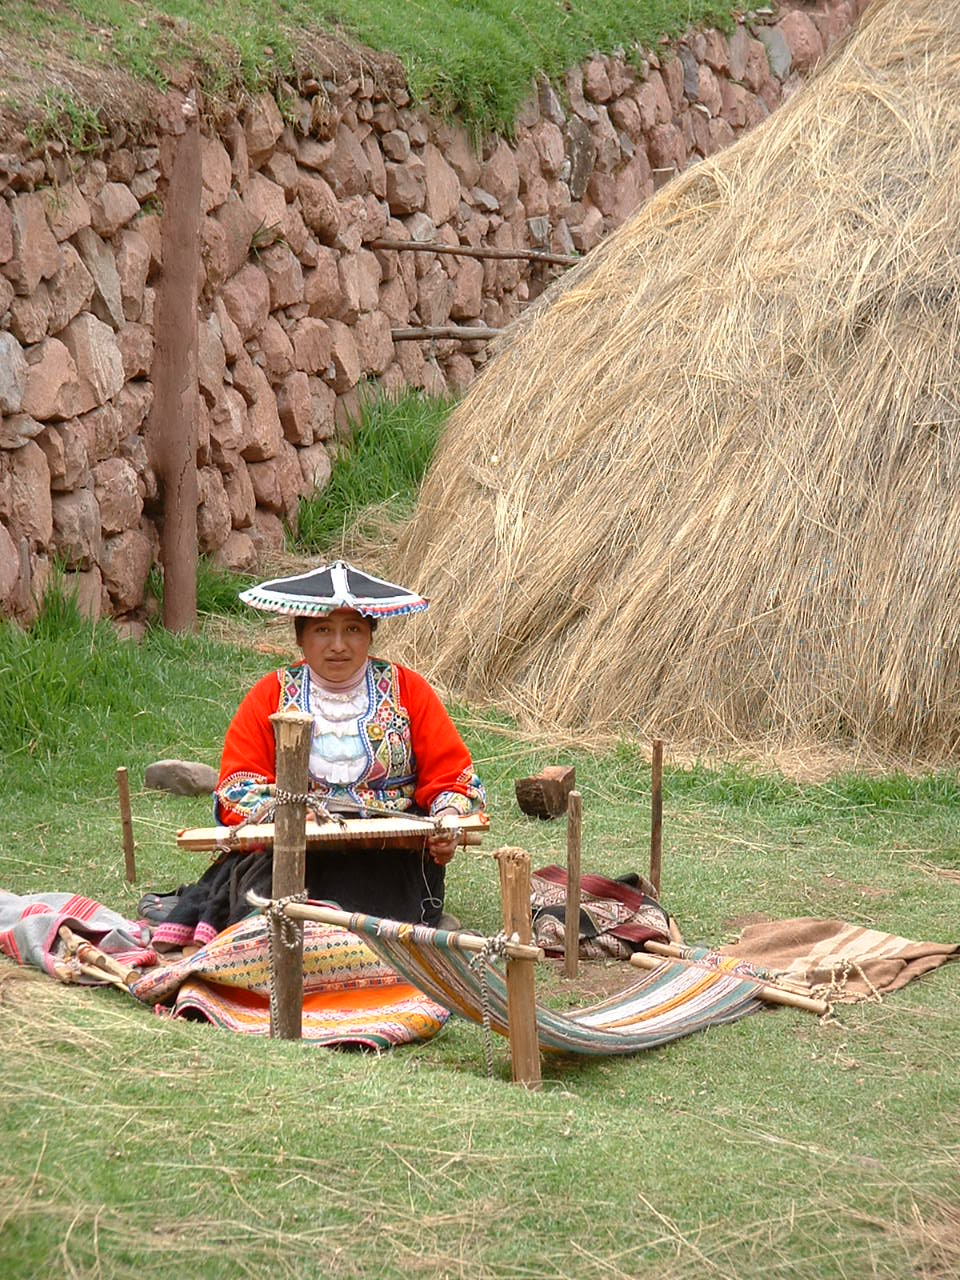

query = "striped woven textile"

[326,912,767,1056]
[132,915,450,1048]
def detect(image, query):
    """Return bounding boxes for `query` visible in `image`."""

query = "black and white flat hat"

[239,560,429,619]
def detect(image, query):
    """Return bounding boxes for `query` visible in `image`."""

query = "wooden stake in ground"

[650,737,663,898]
[495,848,542,1090]
[268,710,313,1041]
[116,766,136,884]
[564,790,582,979]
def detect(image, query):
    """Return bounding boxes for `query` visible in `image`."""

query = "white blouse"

[306,664,370,785]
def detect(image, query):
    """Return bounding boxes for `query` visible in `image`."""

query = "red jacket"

[215,659,484,824]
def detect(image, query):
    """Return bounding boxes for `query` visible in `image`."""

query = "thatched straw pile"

[392,0,960,761]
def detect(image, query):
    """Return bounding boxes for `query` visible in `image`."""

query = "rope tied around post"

[263,891,309,949]
[265,891,309,1031]
[468,932,509,1077]
[274,787,312,809]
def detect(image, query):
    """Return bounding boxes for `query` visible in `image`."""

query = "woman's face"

[298,608,372,684]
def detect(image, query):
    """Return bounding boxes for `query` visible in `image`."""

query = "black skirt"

[154,847,446,941]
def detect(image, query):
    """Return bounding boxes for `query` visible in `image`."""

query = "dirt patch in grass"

[723,912,772,931]
[536,954,642,1006]
[820,873,894,898]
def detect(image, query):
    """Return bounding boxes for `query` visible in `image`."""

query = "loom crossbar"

[178,813,489,853]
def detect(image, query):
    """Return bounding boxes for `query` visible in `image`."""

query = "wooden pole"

[116,766,136,884]
[650,737,663,898]
[391,325,506,342]
[245,894,545,961]
[564,790,582,979]
[371,237,579,267]
[268,710,314,1040]
[630,951,830,1016]
[495,848,542,1089]
[145,89,201,632]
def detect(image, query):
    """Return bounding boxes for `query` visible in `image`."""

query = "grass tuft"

[294,390,453,555]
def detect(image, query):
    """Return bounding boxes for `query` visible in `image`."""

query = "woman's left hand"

[427,809,460,865]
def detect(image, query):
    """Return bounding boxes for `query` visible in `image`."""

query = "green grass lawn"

[4,0,739,136]
[2,598,959,1278]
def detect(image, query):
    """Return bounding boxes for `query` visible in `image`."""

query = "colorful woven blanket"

[134,914,450,1048]
[318,911,767,1055]
[0,891,155,979]
[0,889,449,1049]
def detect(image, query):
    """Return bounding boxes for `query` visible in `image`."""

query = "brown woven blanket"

[720,918,957,1001]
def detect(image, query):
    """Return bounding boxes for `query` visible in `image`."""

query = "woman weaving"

[151,562,484,949]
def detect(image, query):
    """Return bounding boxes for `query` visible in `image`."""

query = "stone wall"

[0,1,866,626]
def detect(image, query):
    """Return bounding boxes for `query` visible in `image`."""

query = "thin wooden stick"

[268,710,313,1040]
[495,848,542,1090]
[564,790,582,979]
[630,950,830,1015]
[245,894,544,961]
[76,962,130,990]
[391,325,506,342]
[371,237,579,267]
[116,766,136,884]
[650,738,663,897]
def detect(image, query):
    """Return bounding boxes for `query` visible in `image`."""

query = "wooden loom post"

[116,766,136,884]
[495,848,542,1090]
[268,710,313,1040]
[650,737,663,898]
[564,790,582,979]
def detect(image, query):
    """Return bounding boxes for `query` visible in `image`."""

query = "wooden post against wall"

[145,89,201,632]
[650,737,663,898]
[116,766,136,884]
[268,710,313,1040]
[564,790,582,979]
[495,847,542,1090]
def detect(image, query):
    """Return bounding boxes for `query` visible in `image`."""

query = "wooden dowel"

[391,325,506,341]
[645,939,813,995]
[116,766,136,884]
[58,925,139,986]
[76,961,130,990]
[245,894,545,961]
[268,711,314,1041]
[371,237,579,267]
[564,790,582,979]
[630,950,830,1015]
[495,847,542,1089]
[650,738,663,898]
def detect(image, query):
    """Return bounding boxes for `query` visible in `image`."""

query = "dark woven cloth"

[531,866,670,960]
[154,847,446,943]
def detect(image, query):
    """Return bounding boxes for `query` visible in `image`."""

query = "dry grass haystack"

[392,0,960,762]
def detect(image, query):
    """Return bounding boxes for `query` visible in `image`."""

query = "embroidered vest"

[278,661,417,810]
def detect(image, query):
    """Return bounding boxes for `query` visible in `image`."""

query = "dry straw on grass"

[392,0,960,763]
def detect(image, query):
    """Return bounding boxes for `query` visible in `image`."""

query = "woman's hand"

[427,808,460,865]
